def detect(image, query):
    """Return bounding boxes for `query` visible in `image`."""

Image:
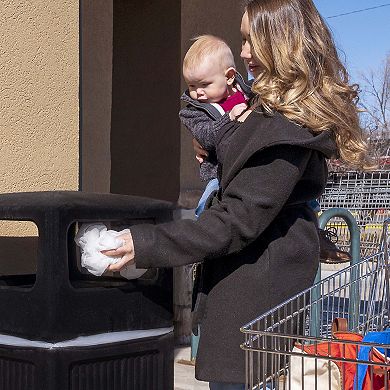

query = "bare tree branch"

[359,53,390,137]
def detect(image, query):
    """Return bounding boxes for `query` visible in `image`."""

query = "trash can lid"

[0,191,174,220]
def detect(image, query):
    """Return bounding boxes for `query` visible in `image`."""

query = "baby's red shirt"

[219,90,247,112]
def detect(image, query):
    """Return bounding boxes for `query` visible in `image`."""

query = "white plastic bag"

[289,346,342,390]
[74,223,147,280]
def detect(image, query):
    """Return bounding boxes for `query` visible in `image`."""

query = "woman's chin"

[249,68,260,78]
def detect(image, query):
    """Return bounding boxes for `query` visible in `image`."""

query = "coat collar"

[221,110,337,188]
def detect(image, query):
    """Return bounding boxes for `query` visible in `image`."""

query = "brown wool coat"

[131,110,337,384]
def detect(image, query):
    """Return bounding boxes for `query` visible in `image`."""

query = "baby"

[179,35,252,216]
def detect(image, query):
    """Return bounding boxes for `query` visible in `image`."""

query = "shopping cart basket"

[319,171,390,257]
[241,219,390,390]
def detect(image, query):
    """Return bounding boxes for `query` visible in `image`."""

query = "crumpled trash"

[74,223,147,280]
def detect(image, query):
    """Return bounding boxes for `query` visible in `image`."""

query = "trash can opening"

[0,220,38,289]
[68,221,158,288]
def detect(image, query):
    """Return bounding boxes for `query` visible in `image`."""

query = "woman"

[105,1,371,388]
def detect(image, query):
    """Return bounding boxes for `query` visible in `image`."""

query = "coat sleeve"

[179,106,231,150]
[131,145,313,268]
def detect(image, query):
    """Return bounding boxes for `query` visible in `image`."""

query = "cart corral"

[319,171,390,257]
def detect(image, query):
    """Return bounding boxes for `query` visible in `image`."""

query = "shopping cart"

[241,219,390,390]
[319,171,390,257]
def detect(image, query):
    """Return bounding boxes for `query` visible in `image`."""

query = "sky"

[313,1,390,84]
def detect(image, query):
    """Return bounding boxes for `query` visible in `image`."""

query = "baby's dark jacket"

[179,72,253,182]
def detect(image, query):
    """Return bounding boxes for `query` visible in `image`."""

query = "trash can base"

[0,331,174,390]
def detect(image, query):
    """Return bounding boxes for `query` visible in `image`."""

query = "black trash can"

[0,191,174,390]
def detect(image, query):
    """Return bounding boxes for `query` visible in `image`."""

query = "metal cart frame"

[241,219,390,390]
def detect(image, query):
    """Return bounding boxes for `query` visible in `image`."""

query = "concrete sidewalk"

[174,347,209,390]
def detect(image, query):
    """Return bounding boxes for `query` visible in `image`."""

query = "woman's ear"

[225,67,236,85]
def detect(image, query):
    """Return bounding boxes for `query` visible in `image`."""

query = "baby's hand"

[193,138,208,164]
[229,103,248,120]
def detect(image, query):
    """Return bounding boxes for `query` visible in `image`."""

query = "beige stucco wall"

[0,1,79,236]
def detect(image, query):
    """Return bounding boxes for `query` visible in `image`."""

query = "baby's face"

[184,58,230,103]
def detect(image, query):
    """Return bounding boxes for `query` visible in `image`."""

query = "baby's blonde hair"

[183,35,236,73]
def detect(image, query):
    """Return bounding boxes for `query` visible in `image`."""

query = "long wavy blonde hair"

[246,0,373,169]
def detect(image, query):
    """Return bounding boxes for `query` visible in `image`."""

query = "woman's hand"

[192,138,208,163]
[102,232,135,271]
